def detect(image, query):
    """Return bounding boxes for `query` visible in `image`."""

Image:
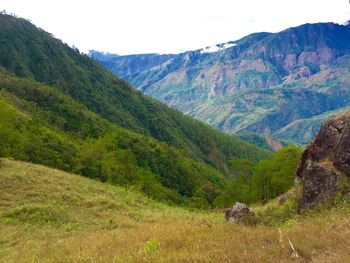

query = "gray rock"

[296,113,350,210]
[225,202,255,223]
[300,162,339,210]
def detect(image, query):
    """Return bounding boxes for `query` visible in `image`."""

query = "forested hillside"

[0,14,268,172]
[0,67,298,207]
[0,69,227,205]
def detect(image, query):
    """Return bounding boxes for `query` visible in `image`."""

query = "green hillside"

[1,64,305,208]
[0,13,273,207]
[0,69,231,205]
[0,12,307,229]
[1,159,349,262]
[0,13,269,173]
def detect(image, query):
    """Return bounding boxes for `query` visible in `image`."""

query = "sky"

[2,0,350,55]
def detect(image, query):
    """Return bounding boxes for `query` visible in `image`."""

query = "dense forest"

[216,146,303,207]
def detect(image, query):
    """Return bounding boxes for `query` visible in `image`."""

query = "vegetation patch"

[144,239,160,253]
[1,205,69,225]
[253,188,302,226]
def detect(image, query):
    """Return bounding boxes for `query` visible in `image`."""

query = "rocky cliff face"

[296,112,350,210]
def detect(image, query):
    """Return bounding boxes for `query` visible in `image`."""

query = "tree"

[252,146,302,203]
[229,158,254,205]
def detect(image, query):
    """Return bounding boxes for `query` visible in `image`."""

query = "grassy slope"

[1,159,349,263]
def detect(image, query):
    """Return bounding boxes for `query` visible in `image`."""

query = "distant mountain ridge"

[91,22,350,144]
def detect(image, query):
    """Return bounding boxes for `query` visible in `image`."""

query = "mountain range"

[91,22,350,144]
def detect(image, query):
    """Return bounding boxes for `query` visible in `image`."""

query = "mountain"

[0,14,269,171]
[0,14,270,205]
[91,22,350,144]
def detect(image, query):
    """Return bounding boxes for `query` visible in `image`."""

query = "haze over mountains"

[91,22,350,144]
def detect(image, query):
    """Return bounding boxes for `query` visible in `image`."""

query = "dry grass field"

[1,159,349,262]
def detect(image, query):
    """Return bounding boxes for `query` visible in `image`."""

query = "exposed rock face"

[296,113,350,210]
[225,202,255,223]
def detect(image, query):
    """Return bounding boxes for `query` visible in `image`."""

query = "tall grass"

[1,159,349,262]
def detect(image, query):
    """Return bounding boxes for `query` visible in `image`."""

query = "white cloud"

[2,0,350,54]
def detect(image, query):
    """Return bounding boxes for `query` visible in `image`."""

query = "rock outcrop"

[296,112,350,210]
[225,202,255,223]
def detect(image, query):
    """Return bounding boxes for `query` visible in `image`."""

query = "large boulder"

[225,202,255,223]
[296,112,350,210]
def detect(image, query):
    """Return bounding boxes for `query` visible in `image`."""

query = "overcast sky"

[2,0,350,55]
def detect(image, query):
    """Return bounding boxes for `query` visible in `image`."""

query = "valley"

[0,10,350,263]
